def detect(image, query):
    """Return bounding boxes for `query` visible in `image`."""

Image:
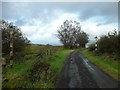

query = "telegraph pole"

[10,28,14,68]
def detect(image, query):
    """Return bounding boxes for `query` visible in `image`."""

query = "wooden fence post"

[50,49,51,55]
[10,30,14,68]
[2,57,7,82]
[47,49,49,55]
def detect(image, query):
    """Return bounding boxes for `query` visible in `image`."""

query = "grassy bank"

[30,49,74,88]
[82,49,119,80]
[3,45,73,88]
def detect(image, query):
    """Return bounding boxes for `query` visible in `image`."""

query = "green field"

[82,49,119,80]
[2,45,73,88]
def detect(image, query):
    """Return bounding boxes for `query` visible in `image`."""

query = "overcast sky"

[2,2,118,45]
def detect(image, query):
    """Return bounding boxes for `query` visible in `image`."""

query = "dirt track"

[56,50,118,88]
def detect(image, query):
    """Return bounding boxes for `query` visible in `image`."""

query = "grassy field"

[2,45,73,88]
[82,49,119,80]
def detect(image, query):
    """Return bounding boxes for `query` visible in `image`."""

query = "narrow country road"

[56,50,118,88]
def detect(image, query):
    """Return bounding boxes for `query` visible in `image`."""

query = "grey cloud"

[2,2,118,26]
[96,15,118,26]
[44,2,117,26]
[47,2,118,25]
[45,2,118,24]
[96,23,103,26]
[79,2,118,25]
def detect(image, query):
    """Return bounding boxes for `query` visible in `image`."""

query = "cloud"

[43,9,48,14]
[2,2,118,45]
[19,13,79,45]
[2,2,118,24]
[2,0,119,2]
[82,20,117,44]
[79,2,118,25]
[15,17,27,26]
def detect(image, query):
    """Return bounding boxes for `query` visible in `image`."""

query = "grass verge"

[82,49,119,80]
[33,49,74,88]
[2,45,73,88]
[2,54,37,88]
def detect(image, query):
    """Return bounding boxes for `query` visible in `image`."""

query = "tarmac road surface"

[56,50,118,88]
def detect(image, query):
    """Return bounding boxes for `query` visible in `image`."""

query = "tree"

[0,20,30,55]
[76,31,88,48]
[57,20,88,48]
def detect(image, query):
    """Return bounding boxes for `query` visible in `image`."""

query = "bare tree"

[58,20,88,48]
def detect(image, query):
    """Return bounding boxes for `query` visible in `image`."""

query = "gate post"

[95,36,98,51]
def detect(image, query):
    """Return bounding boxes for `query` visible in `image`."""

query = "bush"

[96,30,120,61]
[97,31,119,55]
[88,44,96,51]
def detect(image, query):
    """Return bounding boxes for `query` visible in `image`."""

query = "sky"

[1,1,118,46]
